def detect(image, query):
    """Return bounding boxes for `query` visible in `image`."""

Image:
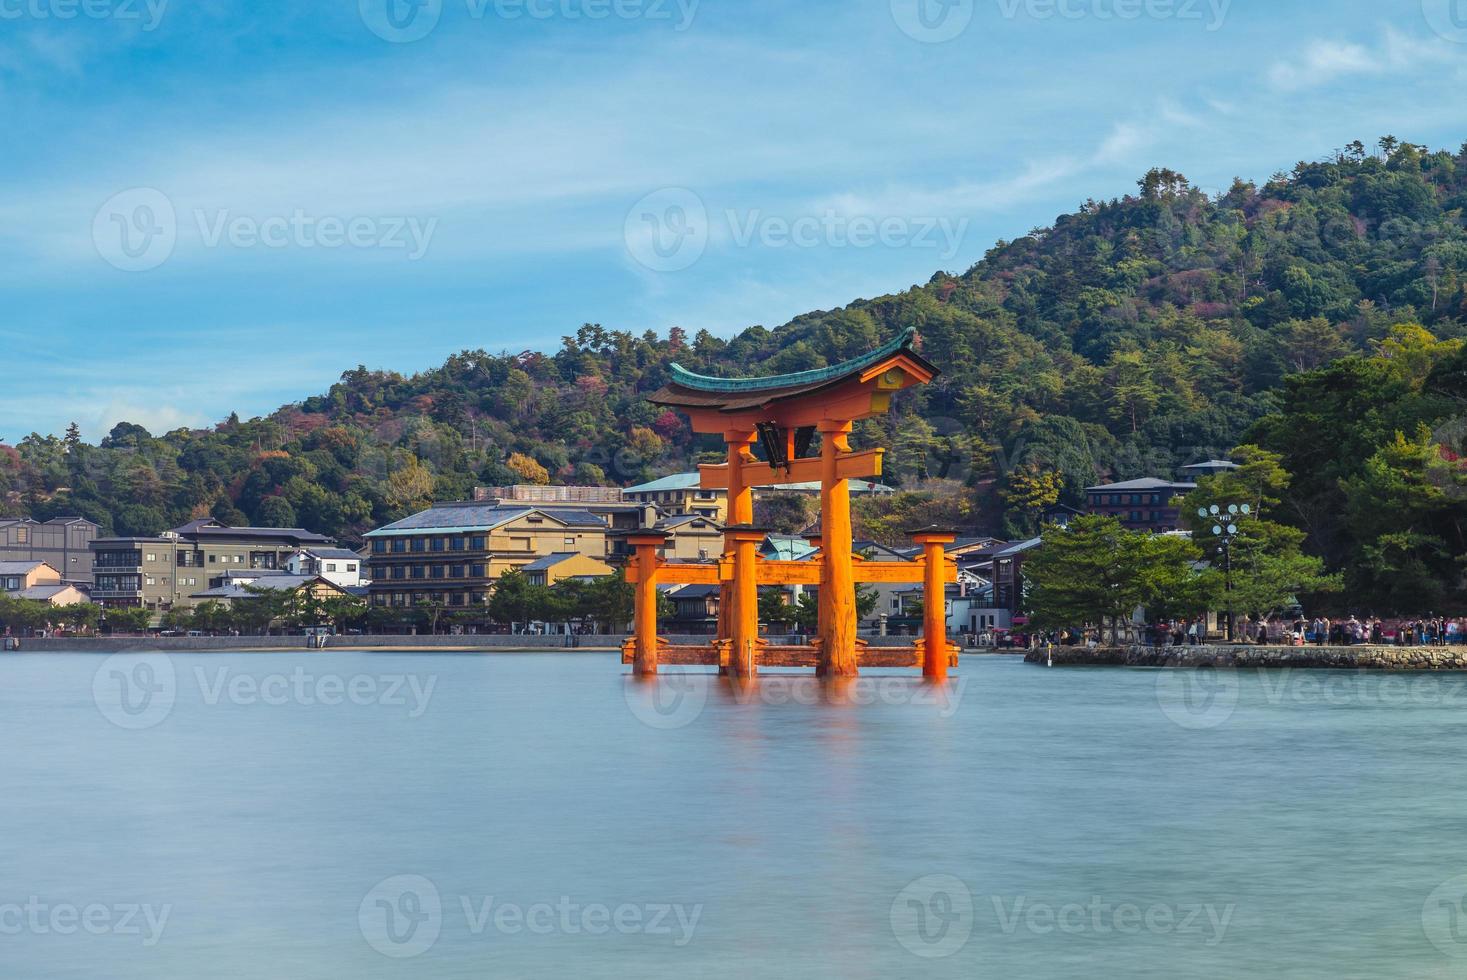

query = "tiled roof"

[0,560,51,575]
[624,473,702,494]
[519,552,580,572]
[364,505,606,537]
[661,327,922,394]
[1086,478,1196,492]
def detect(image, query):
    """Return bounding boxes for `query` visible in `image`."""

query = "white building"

[285,547,366,587]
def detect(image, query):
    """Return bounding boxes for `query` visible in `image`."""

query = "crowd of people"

[1143,615,1467,647]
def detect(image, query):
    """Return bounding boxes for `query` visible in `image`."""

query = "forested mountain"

[5,137,1467,560]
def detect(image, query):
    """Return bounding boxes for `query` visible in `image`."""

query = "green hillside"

[5,137,1467,563]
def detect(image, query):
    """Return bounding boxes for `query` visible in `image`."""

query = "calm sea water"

[3,650,1467,977]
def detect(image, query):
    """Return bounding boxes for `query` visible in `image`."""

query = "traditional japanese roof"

[650,326,937,413]
[0,560,52,576]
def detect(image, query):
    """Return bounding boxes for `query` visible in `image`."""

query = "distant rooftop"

[365,503,607,537]
[623,473,703,494]
[1086,478,1197,492]
[0,560,52,575]
[474,485,627,505]
[168,518,331,544]
[1180,460,1241,472]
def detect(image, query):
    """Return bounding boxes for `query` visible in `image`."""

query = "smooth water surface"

[3,650,1466,978]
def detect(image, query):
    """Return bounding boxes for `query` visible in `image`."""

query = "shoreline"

[1026,644,1467,671]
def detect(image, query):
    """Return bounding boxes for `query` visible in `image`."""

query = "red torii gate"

[622,328,959,680]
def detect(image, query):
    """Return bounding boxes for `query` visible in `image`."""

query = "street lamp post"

[1199,503,1251,642]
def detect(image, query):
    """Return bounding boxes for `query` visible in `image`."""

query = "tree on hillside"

[1025,515,1202,642]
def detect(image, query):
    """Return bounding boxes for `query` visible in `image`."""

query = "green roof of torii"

[666,326,920,394]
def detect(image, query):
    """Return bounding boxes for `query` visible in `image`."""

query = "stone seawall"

[8,633,934,654]
[1024,644,1467,670]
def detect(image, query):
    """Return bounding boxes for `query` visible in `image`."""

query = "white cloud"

[1268,29,1462,90]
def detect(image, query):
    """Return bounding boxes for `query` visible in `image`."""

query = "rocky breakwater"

[1023,644,1467,670]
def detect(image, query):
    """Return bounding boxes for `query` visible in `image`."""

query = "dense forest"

[5,136,1467,609]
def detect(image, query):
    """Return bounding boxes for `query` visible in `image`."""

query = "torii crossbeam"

[624,327,958,679]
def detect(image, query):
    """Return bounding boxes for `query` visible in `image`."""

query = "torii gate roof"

[649,326,938,417]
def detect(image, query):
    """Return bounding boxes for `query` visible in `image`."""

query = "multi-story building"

[1084,478,1196,532]
[622,472,895,523]
[621,474,728,522]
[89,519,335,614]
[0,517,98,583]
[363,503,609,610]
[474,485,656,563]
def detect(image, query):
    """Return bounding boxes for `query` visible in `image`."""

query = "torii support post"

[628,531,668,676]
[819,420,858,677]
[717,429,757,656]
[912,529,958,682]
[725,525,767,677]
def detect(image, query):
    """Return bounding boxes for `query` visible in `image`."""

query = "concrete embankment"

[1024,644,1467,670]
[8,634,942,654]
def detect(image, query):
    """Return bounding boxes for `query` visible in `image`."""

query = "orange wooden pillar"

[818,420,858,677]
[628,531,667,676]
[725,525,765,677]
[718,429,757,652]
[912,529,957,681]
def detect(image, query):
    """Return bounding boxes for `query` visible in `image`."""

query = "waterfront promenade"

[1028,644,1467,670]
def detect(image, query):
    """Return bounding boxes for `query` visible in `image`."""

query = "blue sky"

[2,0,1466,439]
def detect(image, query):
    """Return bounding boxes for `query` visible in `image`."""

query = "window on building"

[469,536,486,550]
[145,553,156,562]
[347,564,357,572]
[470,564,486,578]
[431,538,445,552]
[411,566,426,579]
[564,537,575,547]
[450,538,464,552]
[391,539,406,553]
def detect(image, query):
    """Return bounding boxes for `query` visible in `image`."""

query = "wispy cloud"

[1268,29,1463,90]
